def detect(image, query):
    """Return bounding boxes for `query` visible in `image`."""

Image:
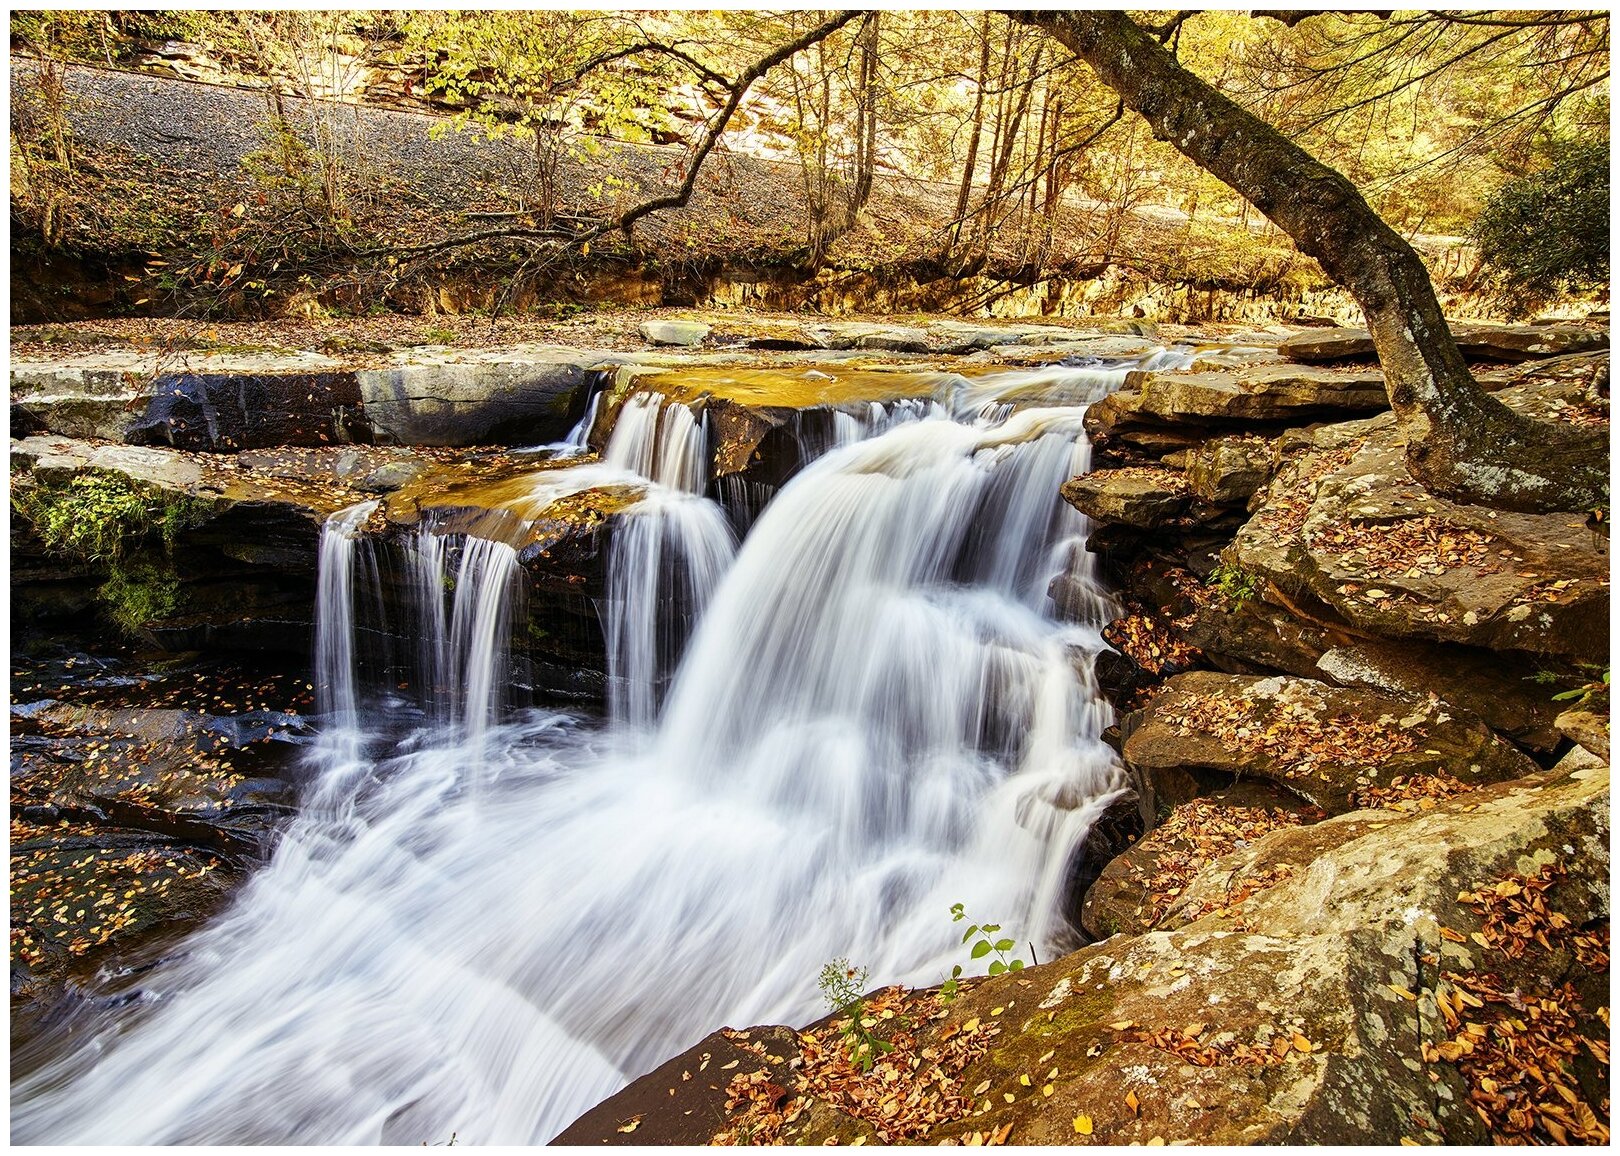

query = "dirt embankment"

[11,59,1496,327]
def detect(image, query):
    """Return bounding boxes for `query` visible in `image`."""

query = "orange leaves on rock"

[1157,686,1420,780]
[1457,862,1574,961]
[1350,772,1470,812]
[1424,864,1610,1146]
[1112,1019,1313,1070]
[1126,800,1314,928]
[1310,515,1508,581]
[1250,445,1355,546]
[1102,612,1203,678]
[714,985,1000,1145]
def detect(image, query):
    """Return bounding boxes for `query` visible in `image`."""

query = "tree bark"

[950,18,993,256]
[1011,10,1607,513]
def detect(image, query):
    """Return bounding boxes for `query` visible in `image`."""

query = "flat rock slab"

[1121,671,1538,814]
[11,350,355,450]
[1280,322,1609,364]
[10,346,612,448]
[1061,466,1195,529]
[1121,364,1389,422]
[1229,377,1610,661]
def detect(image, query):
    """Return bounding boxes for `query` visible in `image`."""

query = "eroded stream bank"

[10,314,1611,1145]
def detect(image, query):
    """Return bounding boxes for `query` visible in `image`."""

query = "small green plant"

[13,472,211,562]
[97,558,181,635]
[1551,668,1609,712]
[1207,562,1260,603]
[419,326,458,346]
[940,903,1027,1003]
[818,958,893,1072]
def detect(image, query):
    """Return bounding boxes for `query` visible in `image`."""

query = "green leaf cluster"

[1550,668,1610,711]
[940,902,1026,1004]
[13,471,212,562]
[1206,562,1260,603]
[817,958,894,1072]
[1471,138,1610,310]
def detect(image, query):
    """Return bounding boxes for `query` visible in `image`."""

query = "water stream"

[12,352,1189,1144]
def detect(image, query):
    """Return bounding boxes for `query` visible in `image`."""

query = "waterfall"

[402,529,525,739]
[602,491,736,729]
[13,353,1184,1146]
[314,500,380,723]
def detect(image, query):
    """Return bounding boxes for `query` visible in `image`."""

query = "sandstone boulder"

[1184,435,1275,505]
[1121,672,1538,815]
[1182,596,1565,751]
[1060,467,1194,529]
[1229,378,1609,662]
[1121,364,1388,422]
[639,319,711,347]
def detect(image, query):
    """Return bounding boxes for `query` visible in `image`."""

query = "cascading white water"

[403,529,525,740]
[602,491,736,729]
[314,499,379,724]
[12,353,1191,1145]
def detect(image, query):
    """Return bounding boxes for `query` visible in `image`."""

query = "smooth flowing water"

[12,353,1187,1144]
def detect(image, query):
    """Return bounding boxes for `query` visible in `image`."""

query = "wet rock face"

[126,371,370,451]
[9,435,372,651]
[564,768,1608,1145]
[1229,379,1610,663]
[9,642,310,1028]
[1120,671,1538,816]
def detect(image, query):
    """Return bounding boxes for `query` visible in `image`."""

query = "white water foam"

[12,353,1188,1145]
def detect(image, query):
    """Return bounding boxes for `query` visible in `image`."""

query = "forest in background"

[8,9,1610,318]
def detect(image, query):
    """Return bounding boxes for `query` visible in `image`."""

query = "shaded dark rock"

[1066,791,1146,939]
[553,1025,804,1146]
[126,371,368,452]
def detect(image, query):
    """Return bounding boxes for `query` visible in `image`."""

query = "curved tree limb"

[357,12,862,262]
[1010,9,1607,513]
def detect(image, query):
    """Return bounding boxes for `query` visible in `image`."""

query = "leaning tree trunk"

[1011,10,1607,514]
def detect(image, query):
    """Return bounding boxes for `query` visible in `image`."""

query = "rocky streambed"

[9,310,1611,1145]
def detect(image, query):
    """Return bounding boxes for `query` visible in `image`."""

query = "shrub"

[1470,138,1609,310]
[817,958,893,1072]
